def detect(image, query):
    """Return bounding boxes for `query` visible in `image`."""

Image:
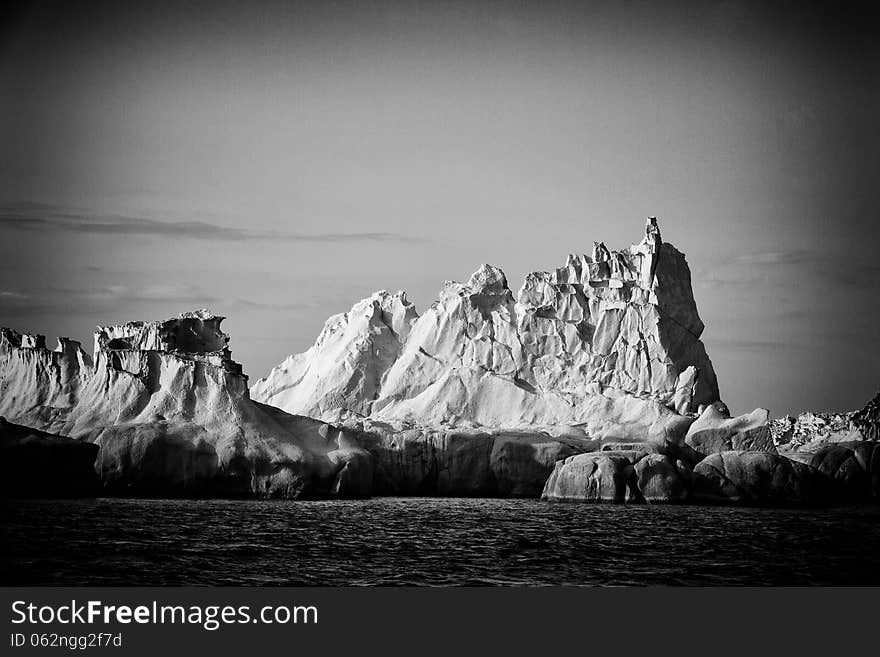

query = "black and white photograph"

[1,0,879,613]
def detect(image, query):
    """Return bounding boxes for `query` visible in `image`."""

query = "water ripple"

[2,498,880,585]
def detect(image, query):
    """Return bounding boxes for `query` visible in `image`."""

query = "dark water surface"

[3,498,880,586]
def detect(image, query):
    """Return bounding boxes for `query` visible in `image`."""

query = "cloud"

[227,299,317,311]
[0,282,221,321]
[694,248,879,291]
[0,201,426,244]
[705,337,794,352]
[731,250,813,265]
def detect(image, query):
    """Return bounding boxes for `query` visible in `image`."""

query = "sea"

[3,498,880,586]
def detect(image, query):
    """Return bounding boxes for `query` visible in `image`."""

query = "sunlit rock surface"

[0,311,371,498]
[685,404,776,456]
[3,217,872,505]
[773,392,879,463]
[254,218,720,442]
[250,291,417,423]
[541,449,693,503]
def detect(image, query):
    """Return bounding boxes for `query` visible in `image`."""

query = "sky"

[0,0,878,416]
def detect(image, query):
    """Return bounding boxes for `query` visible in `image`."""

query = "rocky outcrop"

[541,450,692,503]
[634,453,692,503]
[3,216,873,505]
[685,403,776,456]
[691,451,822,506]
[851,391,880,441]
[250,291,417,422]
[253,218,720,441]
[0,416,99,496]
[541,448,837,506]
[0,311,372,498]
[352,425,594,497]
[770,411,859,449]
[0,328,92,430]
[772,392,879,463]
[809,441,880,500]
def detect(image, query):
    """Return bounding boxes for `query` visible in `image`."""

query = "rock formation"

[0,311,372,498]
[250,291,417,422]
[541,448,827,506]
[851,391,880,441]
[254,218,720,441]
[0,416,99,497]
[4,216,872,505]
[352,426,595,497]
[685,403,776,456]
[809,441,880,500]
[690,451,824,506]
[773,391,879,463]
[541,449,693,503]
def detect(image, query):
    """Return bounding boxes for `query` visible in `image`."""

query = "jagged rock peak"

[254,216,721,432]
[249,291,419,422]
[466,264,509,295]
[93,309,244,376]
[95,308,229,355]
[852,390,880,441]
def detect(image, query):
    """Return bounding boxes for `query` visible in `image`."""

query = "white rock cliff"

[254,218,720,440]
[0,311,372,497]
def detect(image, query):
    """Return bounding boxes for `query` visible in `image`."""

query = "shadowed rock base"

[0,417,99,497]
[353,428,594,497]
[541,449,847,506]
[541,449,693,504]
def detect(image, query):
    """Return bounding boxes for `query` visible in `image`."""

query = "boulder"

[540,450,692,503]
[634,453,691,503]
[692,451,822,506]
[685,404,776,455]
[809,441,880,500]
[541,452,641,503]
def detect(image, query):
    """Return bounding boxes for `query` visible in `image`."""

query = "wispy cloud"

[705,337,796,352]
[0,283,220,320]
[0,201,426,244]
[731,250,813,265]
[694,247,879,291]
[0,281,322,327]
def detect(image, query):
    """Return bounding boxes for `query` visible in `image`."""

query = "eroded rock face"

[0,328,92,430]
[0,311,371,498]
[540,448,836,506]
[851,391,880,442]
[692,451,821,506]
[0,416,99,497]
[635,453,691,503]
[809,441,880,500]
[253,218,720,442]
[685,404,776,456]
[772,392,879,462]
[251,291,416,422]
[541,450,692,503]
[353,426,594,497]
